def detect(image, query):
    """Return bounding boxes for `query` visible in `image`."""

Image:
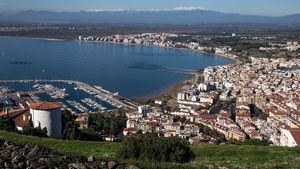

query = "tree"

[173,116,181,122]
[79,128,102,141]
[88,111,127,136]
[0,103,4,110]
[136,129,143,135]
[0,117,15,132]
[249,104,268,120]
[61,110,82,140]
[120,133,195,163]
[22,121,48,138]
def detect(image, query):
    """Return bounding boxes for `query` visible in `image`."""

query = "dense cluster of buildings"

[259,41,300,52]
[122,56,300,147]
[171,57,300,147]
[124,105,215,145]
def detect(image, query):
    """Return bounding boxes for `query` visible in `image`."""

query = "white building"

[177,93,188,101]
[78,36,83,41]
[198,83,208,91]
[29,102,62,138]
[138,105,151,118]
[280,128,300,147]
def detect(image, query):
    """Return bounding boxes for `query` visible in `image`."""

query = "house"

[75,113,89,129]
[123,127,139,136]
[227,127,246,141]
[280,128,300,147]
[0,108,31,131]
[164,130,177,137]
[103,135,120,142]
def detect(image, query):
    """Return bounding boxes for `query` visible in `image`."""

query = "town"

[1,0,300,168]
[79,32,300,61]
[0,32,299,148]
[122,57,300,147]
[78,32,300,147]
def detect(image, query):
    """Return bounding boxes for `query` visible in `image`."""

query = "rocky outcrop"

[0,139,138,169]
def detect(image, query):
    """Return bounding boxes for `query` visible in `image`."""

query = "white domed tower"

[29,102,62,138]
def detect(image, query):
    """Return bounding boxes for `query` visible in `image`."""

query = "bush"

[227,138,269,146]
[0,117,15,132]
[120,133,195,163]
[61,110,82,140]
[242,139,269,146]
[88,111,127,136]
[22,121,48,138]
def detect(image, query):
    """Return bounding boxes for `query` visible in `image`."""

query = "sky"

[0,0,299,16]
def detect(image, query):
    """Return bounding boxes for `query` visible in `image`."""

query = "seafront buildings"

[79,32,299,60]
[125,57,300,147]
[79,33,239,60]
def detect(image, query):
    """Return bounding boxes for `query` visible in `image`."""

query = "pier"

[0,79,138,110]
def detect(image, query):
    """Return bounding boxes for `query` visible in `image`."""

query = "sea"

[0,36,232,99]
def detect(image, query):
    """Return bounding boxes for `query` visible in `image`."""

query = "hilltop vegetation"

[1,130,300,169]
[120,133,195,163]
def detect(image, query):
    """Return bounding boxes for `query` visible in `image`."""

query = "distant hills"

[0,9,299,25]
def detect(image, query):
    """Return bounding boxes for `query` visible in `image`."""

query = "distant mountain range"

[1,9,299,25]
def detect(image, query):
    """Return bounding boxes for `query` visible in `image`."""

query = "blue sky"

[0,0,299,16]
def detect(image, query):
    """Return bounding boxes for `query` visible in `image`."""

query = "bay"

[0,37,232,99]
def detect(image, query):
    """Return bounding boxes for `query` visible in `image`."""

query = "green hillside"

[1,131,300,169]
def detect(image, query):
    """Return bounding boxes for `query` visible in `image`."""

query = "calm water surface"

[0,37,232,99]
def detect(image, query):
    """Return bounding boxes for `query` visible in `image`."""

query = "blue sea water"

[0,37,232,99]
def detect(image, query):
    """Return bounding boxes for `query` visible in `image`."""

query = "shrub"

[22,121,48,138]
[0,117,15,132]
[120,133,195,163]
[242,139,269,146]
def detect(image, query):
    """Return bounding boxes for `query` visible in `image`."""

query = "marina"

[0,79,138,114]
[67,100,89,113]
[33,83,68,99]
[82,98,107,111]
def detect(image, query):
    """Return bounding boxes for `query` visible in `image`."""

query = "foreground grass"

[1,131,300,169]
[190,145,300,169]
[0,131,121,161]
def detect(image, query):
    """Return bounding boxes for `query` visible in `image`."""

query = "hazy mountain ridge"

[1,9,299,25]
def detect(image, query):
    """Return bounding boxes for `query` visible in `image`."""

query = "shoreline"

[0,35,68,42]
[0,35,237,101]
[83,40,238,65]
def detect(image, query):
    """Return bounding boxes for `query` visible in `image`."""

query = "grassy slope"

[0,131,121,160]
[1,131,300,169]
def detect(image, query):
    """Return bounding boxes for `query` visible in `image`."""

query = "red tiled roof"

[123,127,138,132]
[165,130,176,133]
[13,109,31,127]
[267,109,288,116]
[0,108,28,118]
[29,102,61,110]
[290,128,300,145]
[236,111,251,117]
